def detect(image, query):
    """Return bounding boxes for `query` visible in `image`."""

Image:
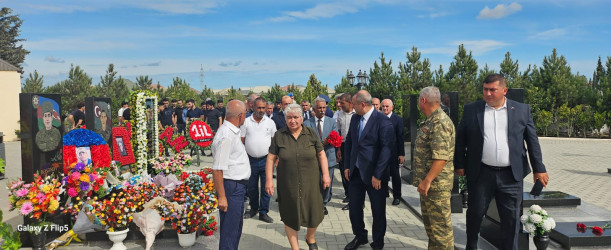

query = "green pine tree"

[302,74,328,103]
[22,70,45,93]
[445,44,479,105]
[0,7,29,71]
[366,52,397,100]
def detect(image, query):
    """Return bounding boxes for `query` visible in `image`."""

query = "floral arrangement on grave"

[150,153,192,176]
[51,198,105,248]
[577,222,611,236]
[178,170,217,214]
[520,204,556,237]
[62,162,107,199]
[325,130,343,148]
[133,197,181,250]
[7,174,62,234]
[93,182,164,232]
[171,202,206,234]
[201,216,218,236]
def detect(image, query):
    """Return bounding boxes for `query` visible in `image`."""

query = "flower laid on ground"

[576,222,610,236]
[149,153,192,177]
[62,162,107,199]
[171,202,205,234]
[521,204,556,237]
[7,174,63,234]
[325,130,343,148]
[202,216,218,236]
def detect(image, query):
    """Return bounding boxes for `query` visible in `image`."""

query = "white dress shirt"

[386,111,393,118]
[360,107,374,132]
[482,98,510,167]
[240,115,277,158]
[212,122,251,180]
[336,109,355,142]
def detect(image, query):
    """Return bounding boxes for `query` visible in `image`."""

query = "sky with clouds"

[4,0,610,90]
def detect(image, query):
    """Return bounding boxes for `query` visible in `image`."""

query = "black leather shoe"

[392,198,400,205]
[259,213,274,223]
[323,207,328,215]
[342,197,350,203]
[244,209,257,219]
[370,243,383,250]
[344,237,368,250]
[342,204,350,210]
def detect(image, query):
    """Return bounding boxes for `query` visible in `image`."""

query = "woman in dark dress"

[265,104,331,250]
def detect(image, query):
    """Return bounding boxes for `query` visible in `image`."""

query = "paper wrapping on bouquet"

[46,204,105,249]
[153,173,182,199]
[133,209,164,250]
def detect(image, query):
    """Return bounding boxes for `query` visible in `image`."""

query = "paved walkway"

[1,137,610,249]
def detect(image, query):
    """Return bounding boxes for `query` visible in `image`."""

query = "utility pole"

[200,64,205,90]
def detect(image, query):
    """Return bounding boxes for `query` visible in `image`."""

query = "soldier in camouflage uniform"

[36,101,61,152]
[412,86,455,250]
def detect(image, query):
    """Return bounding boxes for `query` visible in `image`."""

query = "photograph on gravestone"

[86,97,113,144]
[19,93,63,182]
[76,146,92,165]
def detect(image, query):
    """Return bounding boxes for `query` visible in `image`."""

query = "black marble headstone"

[19,93,63,183]
[551,221,611,247]
[85,97,113,144]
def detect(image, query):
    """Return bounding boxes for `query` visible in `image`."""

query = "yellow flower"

[42,185,52,193]
[48,199,59,212]
[108,227,113,232]
[114,209,121,214]
[79,174,90,183]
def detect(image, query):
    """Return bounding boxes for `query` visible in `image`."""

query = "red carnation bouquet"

[326,130,343,148]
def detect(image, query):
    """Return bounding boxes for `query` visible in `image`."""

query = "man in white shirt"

[336,93,355,210]
[212,100,250,250]
[241,97,277,223]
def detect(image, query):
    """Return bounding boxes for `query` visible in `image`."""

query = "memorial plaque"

[85,97,112,144]
[552,221,611,247]
[19,93,63,182]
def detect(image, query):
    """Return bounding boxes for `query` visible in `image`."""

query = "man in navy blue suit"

[381,99,405,205]
[455,74,550,250]
[343,90,394,250]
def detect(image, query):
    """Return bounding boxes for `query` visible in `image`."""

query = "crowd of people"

[63,73,549,250]
[210,73,549,250]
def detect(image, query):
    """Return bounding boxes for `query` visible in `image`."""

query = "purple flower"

[74,162,86,172]
[80,182,90,191]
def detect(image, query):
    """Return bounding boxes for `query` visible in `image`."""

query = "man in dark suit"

[304,97,339,215]
[380,99,405,205]
[344,90,394,250]
[271,95,292,130]
[455,73,549,250]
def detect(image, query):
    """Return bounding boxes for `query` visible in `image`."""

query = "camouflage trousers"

[420,190,454,250]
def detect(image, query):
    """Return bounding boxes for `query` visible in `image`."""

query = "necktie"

[317,119,323,140]
[358,117,364,140]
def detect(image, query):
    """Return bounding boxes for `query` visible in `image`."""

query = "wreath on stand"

[186,120,214,166]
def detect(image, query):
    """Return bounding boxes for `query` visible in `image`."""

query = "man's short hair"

[77,102,85,109]
[186,99,195,104]
[354,91,372,106]
[341,93,352,102]
[121,101,129,106]
[301,99,310,105]
[200,101,206,106]
[158,101,165,106]
[483,73,507,87]
[206,100,215,106]
[171,99,177,103]
[314,97,326,105]
[420,86,441,103]
[254,97,266,105]
[162,98,169,102]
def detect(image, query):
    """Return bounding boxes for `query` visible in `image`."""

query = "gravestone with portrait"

[19,93,63,182]
[85,97,113,144]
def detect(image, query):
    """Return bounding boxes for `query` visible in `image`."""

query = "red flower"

[204,230,213,236]
[326,130,343,148]
[577,223,586,229]
[592,226,603,235]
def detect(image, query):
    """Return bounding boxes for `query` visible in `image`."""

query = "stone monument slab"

[551,221,611,248]
[85,97,113,144]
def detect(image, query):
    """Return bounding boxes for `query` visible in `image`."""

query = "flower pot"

[30,231,46,250]
[533,232,550,250]
[107,229,129,250]
[461,189,469,208]
[178,232,197,247]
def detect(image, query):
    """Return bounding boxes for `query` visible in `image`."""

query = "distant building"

[0,59,21,141]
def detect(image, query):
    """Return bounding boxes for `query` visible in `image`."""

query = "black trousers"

[349,168,387,248]
[338,143,349,197]
[389,160,401,198]
[466,163,522,250]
